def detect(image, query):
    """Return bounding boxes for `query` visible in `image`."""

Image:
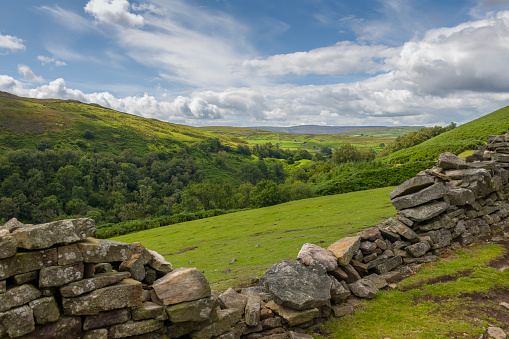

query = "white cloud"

[37,56,67,66]
[39,5,97,32]
[17,65,45,83]
[0,34,26,52]
[84,0,144,27]
[243,42,399,76]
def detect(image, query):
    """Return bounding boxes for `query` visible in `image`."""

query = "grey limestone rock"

[391,183,446,210]
[13,218,95,250]
[399,201,450,222]
[437,152,468,170]
[390,174,435,200]
[348,278,378,299]
[260,261,331,311]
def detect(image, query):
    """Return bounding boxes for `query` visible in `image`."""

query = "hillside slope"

[381,105,509,164]
[0,91,244,157]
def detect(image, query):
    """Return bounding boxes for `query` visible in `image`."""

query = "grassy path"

[112,186,396,290]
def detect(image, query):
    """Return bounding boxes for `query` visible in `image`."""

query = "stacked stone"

[0,217,220,339]
[256,133,509,328]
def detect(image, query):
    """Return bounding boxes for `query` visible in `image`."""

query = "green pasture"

[111,186,396,290]
[321,242,508,338]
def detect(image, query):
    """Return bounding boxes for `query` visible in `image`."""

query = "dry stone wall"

[2,133,509,338]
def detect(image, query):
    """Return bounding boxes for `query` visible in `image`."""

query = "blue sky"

[1,0,509,127]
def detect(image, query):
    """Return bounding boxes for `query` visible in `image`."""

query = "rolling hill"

[0,91,245,157]
[381,105,509,164]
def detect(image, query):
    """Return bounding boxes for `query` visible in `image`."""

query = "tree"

[251,180,284,208]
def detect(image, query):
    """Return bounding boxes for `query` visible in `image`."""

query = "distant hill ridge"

[251,125,420,135]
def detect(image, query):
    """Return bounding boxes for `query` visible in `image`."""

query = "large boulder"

[327,236,361,266]
[152,268,211,306]
[390,175,435,200]
[297,243,338,271]
[12,218,95,250]
[260,261,331,311]
[391,183,445,210]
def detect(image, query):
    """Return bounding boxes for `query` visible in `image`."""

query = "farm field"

[199,126,422,152]
[111,186,396,290]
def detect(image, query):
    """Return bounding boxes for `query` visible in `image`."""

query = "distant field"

[111,186,396,290]
[199,126,421,152]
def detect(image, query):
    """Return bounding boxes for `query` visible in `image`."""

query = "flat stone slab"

[77,238,135,263]
[265,300,319,327]
[152,267,211,305]
[0,284,42,312]
[391,183,445,210]
[444,186,476,206]
[60,271,131,297]
[39,262,84,288]
[297,243,338,271]
[62,278,142,315]
[384,218,418,241]
[190,308,242,339]
[0,305,35,338]
[108,319,164,339]
[166,296,216,323]
[399,201,450,222]
[0,248,57,280]
[12,218,95,250]
[19,316,83,339]
[83,309,131,330]
[390,175,435,200]
[260,261,331,311]
[327,236,361,266]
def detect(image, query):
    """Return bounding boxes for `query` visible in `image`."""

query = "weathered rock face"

[152,267,211,305]
[297,243,338,271]
[261,261,331,311]
[384,218,418,241]
[327,236,361,266]
[12,218,95,250]
[444,186,476,205]
[59,271,131,297]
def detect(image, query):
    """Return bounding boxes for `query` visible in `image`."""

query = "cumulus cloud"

[17,65,45,83]
[0,34,26,53]
[243,42,399,76]
[37,56,67,66]
[2,8,509,128]
[84,0,145,27]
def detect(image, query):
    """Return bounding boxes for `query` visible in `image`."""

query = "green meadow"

[111,186,396,290]
[321,242,508,338]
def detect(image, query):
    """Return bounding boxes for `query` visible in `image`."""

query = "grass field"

[320,241,509,338]
[111,186,396,290]
[199,126,422,153]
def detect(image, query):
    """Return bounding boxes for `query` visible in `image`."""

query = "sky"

[1,0,509,127]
